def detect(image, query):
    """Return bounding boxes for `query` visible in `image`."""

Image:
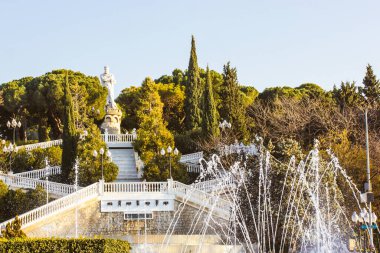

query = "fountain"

[158,139,379,253]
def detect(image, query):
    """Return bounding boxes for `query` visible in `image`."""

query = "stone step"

[109,148,140,182]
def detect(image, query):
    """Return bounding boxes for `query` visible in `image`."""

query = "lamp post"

[6,118,21,144]
[364,109,376,250]
[45,158,50,204]
[93,148,111,181]
[160,146,179,179]
[3,143,18,173]
[74,158,79,238]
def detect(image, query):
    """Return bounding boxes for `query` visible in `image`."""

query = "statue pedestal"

[101,107,122,134]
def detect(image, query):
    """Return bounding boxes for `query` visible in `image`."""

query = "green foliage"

[174,129,203,154]
[134,78,174,165]
[143,155,188,183]
[333,81,362,113]
[202,67,219,137]
[0,69,106,142]
[220,62,249,141]
[115,86,141,131]
[272,138,304,162]
[77,125,118,185]
[12,146,62,174]
[61,73,77,184]
[0,184,47,222]
[360,64,380,107]
[3,216,26,239]
[184,36,203,130]
[240,86,259,107]
[155,68,186,86]
[0,238,131,253]
[157,83,186,133]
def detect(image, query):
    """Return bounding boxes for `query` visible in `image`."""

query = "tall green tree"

[134,78,174,165]
[184,35,202,130]
[202,67,219,137]
[333,81,362,113]
[61,72,77,184]
[361,64,380,107]
[220,62,249,140]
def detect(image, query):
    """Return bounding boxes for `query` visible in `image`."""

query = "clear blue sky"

[1,0,380,96]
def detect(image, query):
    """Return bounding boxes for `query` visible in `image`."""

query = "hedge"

[0,238,131,253]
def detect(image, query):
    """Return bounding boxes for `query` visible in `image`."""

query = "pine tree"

[333,81,362,113]
[61,72,78,184]
[361,64,380,107]
[220,62,249,140]
[202,66,219,137]
[184,35,202,130]
[4,216,26,239]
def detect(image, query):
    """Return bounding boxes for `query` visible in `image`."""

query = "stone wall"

[24,198,229,238]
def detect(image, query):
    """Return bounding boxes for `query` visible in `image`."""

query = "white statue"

[100,66,117,109]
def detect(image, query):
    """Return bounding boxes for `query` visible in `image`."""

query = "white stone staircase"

[110,148,139,181]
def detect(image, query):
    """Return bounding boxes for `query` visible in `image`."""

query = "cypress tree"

[202,66,219,137]
[220,62,249,140]
[61,72,77,183]
[184,35,202,130]
[361,64,380,107]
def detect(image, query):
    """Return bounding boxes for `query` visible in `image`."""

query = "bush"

[12,146,62,174]
[0,238,131,253]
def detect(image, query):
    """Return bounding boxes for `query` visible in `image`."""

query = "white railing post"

[98,179,104,196]
[167,178,173,194]
[104,129,109,143]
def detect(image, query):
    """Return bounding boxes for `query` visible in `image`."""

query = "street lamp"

[6,118,21,144]
[160,146,179,179]
[93,147,111,180]
[74,158,79,238]
[3,143,18,173]
[45,158,50,204]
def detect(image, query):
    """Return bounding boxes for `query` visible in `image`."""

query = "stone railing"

[172,181,231,219]
[20,139,63,151]
[0,179,233,231]
[103,181,168,193]
[186,164,201,173]
[192,177,235,193]
[0,173,78,196]
[14,166,61,179]
[101,133,136,143]
[180,151,203,164]
[0,182,99,230]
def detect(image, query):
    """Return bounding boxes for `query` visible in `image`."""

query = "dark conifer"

[184,35,202,130]
[202,66,219,137]
[220,62,249,140]
[61,72,77,183]
[361,64,380,107]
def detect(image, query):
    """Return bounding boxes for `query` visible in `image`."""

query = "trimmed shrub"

[0,238,131,253]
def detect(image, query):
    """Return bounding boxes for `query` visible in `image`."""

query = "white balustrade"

[0,178,233,231]
[192,178,235,193]
[172,181,231,219]
[104,182,168,193]
[180,151,203,164]
[14,166,61,179]
[0,182,99,230]
[186,164,201,173]
[0,173,78,196]
[20,139,63,151]
[101,134,136,143]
